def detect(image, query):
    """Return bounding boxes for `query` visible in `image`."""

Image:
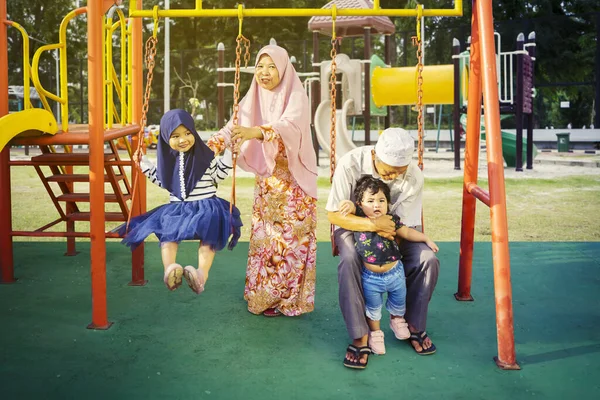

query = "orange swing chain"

[412,5,425,231]
[328,6,338,183]
[126,11,159,232]
[412,5,425,172]
[329,41,338,183]
[329,7,340,257]
[230,6,251,213]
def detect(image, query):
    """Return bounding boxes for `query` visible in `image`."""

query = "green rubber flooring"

[1,242,599,399]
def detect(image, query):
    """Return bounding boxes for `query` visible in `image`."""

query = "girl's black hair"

[354,176,391,205]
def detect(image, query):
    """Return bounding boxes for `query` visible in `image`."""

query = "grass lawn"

[8,165,600,242]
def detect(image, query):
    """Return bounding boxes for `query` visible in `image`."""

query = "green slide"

[460,115,538,167]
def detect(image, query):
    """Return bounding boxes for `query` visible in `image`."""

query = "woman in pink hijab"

[208,45,317,317]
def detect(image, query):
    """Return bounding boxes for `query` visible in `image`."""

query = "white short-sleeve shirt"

[325,146,423,228]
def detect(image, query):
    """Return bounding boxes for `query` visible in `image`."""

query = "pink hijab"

[217,45,318,199]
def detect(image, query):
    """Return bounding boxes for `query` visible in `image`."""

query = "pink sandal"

[263,308,282,317]
[163,263,184,291]
[183,266,205,294]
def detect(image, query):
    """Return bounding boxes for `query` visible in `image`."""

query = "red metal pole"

[129,0,146,286]
[65,162,78,256]
[455,4,482,302]
[476,0,519,370]
[87,0,111,329]
[0,0,15,284]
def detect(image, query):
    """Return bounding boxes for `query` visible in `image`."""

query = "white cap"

[374,128,415,167]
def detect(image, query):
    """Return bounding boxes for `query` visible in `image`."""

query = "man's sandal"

[409,331,437,355]
[343,344,372,369]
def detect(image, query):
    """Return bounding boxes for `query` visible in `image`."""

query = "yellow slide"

[0,109,58,152]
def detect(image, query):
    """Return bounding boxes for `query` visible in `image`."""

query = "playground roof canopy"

[308,0,395,37]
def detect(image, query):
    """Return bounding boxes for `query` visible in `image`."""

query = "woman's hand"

[230,125,263,152]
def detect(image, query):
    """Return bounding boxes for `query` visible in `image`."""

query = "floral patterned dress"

[353,212,404,265]
[208,133,317,316]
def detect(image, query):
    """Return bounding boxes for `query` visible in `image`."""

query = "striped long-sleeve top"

[140,150,232,202]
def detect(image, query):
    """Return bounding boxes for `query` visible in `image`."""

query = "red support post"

[87,0,111,329]
[476,0,519,370]
[65,167,78,256]
[0,0,15,284]
[457,0,519,370]
[456,5,482,302]
[129,0,147,286]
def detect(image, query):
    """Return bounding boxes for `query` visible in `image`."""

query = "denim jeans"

[361,262,407,321]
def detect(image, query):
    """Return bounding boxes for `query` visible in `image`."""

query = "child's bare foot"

[163,263,183,291]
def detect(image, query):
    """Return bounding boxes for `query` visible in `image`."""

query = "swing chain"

[232,35,251,128]
[230,34,250,211]
[412,8,425,172]
[135,35,158,164]
[412,5,425,232]
[329,38,338,183]
[127,32,158,233]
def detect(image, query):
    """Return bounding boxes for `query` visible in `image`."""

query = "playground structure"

[0,0,147,331]
[308,7,396,161]
[0,0,523,369]
[307,9,540,172]
[452,31,538,170]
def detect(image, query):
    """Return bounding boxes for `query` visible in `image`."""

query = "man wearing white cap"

[326,127,440,369]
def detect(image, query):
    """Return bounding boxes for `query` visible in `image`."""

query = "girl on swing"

[120,109,243,294]
[209,45,318,317]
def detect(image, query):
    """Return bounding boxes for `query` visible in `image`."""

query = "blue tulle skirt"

[118,195,243,251]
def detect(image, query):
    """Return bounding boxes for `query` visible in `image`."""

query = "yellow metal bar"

[111,64,122,93]
[58,7,87,131]
[129,2,463,18]
[127,21,133,125]
[110,62,126,123]
[7,22,32,109]
[196,0,202,10]
[116,8,127,125]
[106,16,114,129]
[29,7,86,131]
[31,43,64,105]
[103,16,108,128]
[112,103,121,124]
[373,0,381,10]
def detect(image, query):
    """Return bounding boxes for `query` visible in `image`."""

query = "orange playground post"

[130,0,147,286]
[87,0,111,330]
[0,0,15,284]
[457,0,519,370]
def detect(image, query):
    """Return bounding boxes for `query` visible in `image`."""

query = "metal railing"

[129,0,463,19]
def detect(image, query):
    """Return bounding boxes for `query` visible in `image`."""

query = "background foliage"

[6,0,600,129]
